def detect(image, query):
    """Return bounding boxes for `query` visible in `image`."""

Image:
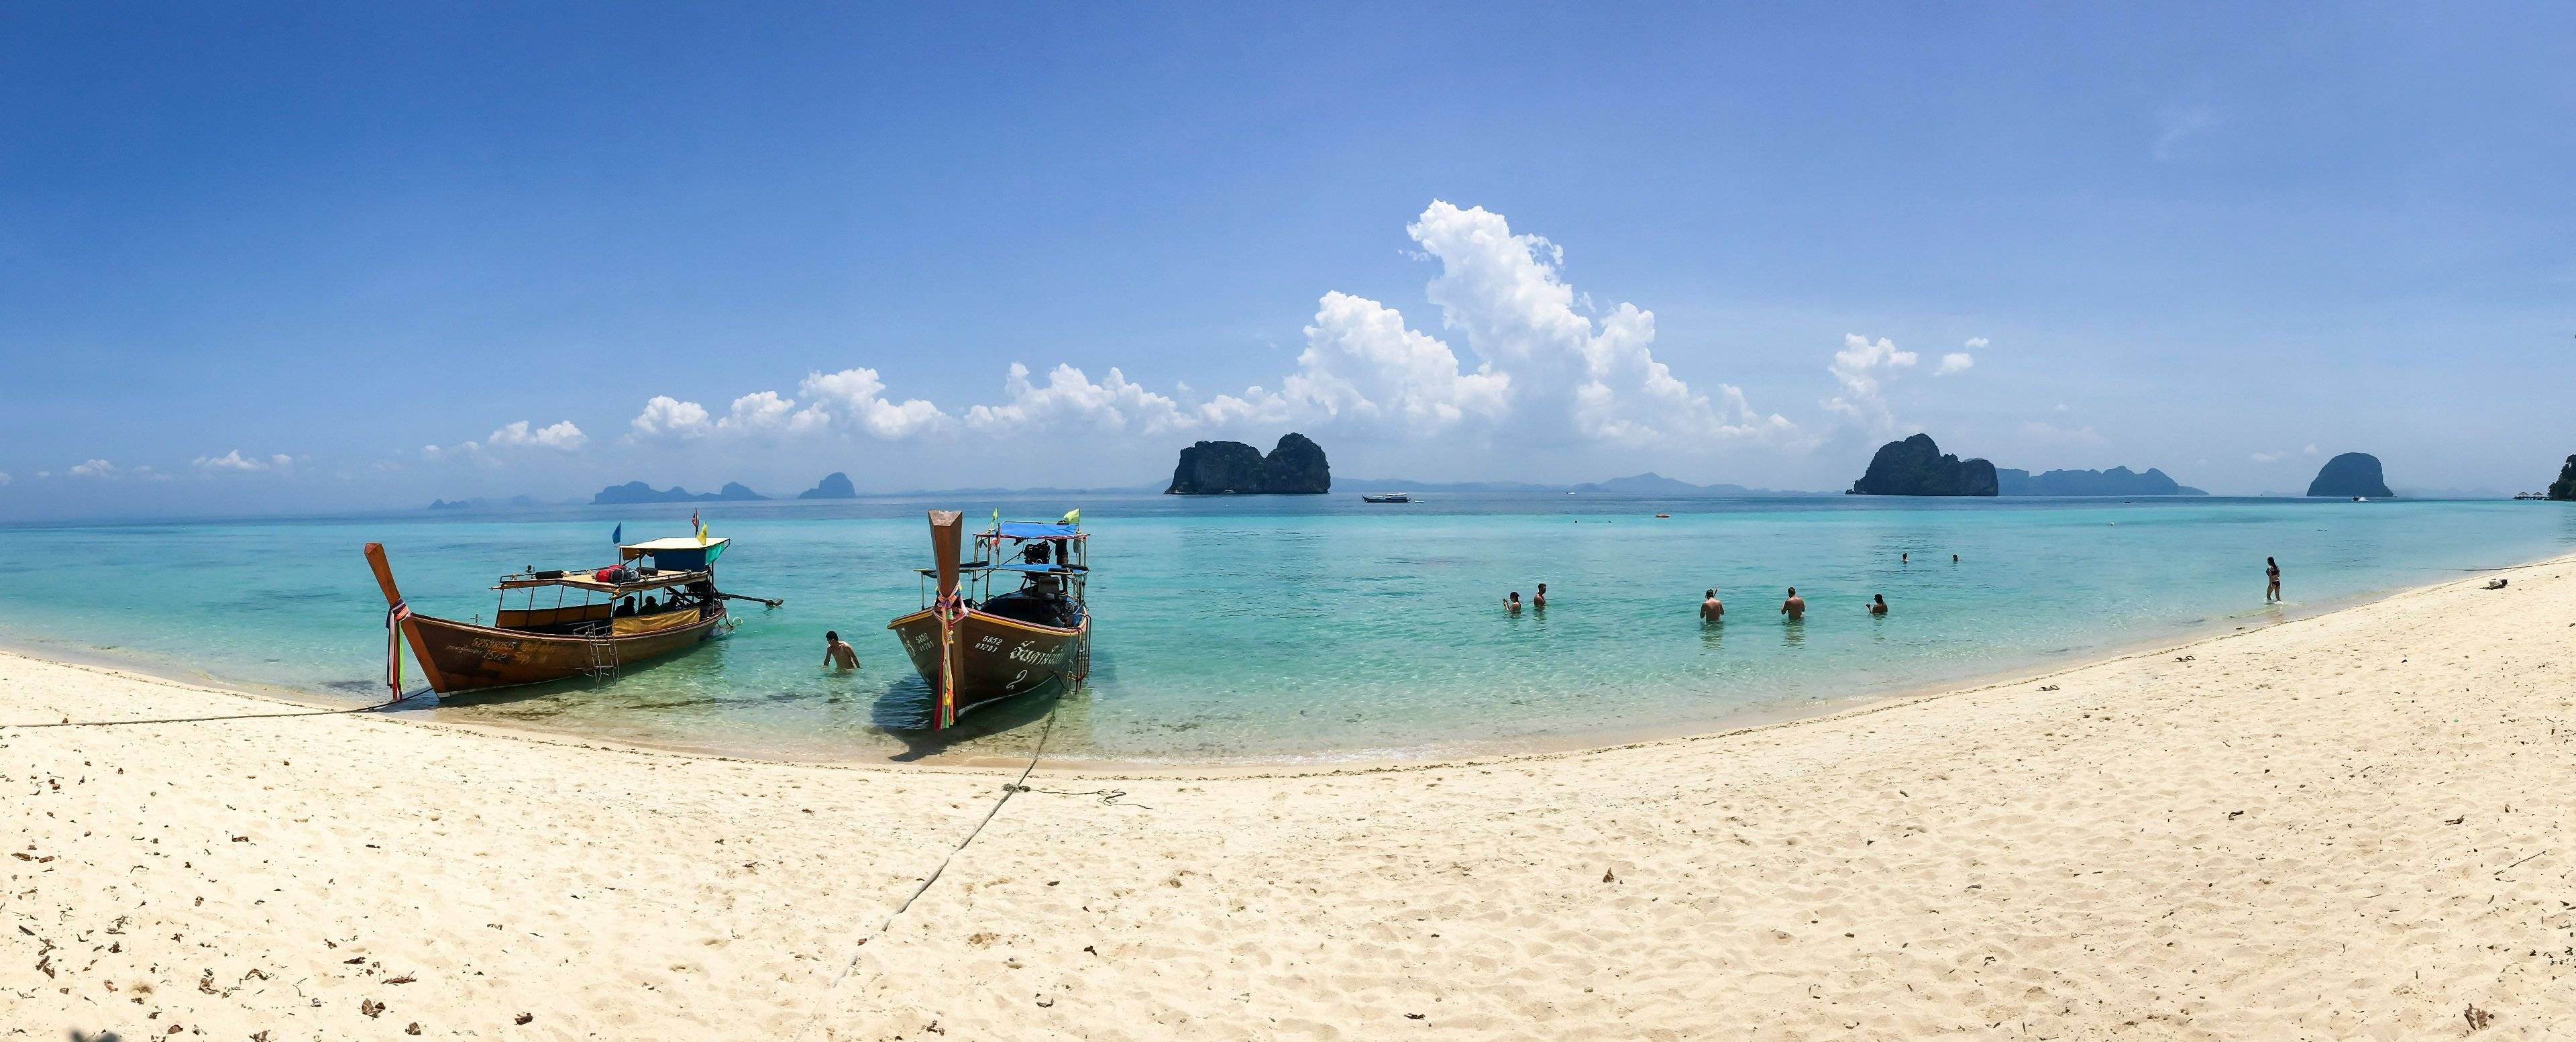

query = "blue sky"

[3,3,2571,517]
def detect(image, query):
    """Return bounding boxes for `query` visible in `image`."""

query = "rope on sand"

[5,690,426,729]
[789,698,1064,1042]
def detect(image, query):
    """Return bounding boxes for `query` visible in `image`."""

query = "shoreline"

[7,551,2568,780]
[0,547,2513,773]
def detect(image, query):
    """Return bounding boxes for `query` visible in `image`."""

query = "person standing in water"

[822,630,859,671]
[1780,586,1806,620]
[1533,582,1548,609]
[1701,588,1724,621]
[1867,593,1888,615]
[2265,557,2282,603]
[1505,591,1523,613]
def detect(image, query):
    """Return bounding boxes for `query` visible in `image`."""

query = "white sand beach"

[6,559,2573,1040]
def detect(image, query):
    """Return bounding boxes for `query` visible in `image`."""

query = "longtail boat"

[886,511,1092,728]
[363,535,763,694]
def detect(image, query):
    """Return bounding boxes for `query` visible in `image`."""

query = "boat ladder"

[585,632,621,681]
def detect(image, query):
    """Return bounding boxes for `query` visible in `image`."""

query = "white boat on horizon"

[1361,492,1411,504]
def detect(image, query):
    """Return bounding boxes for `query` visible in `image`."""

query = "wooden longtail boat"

[886,511,1092,729]
[362,536,752,694]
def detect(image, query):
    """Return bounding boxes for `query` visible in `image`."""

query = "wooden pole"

[363,542,453,694]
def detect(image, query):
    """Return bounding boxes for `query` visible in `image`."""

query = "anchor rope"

[788,696,1065,1041]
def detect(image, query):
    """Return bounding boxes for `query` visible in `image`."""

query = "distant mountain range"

[1567,473,1819,496]
[1997,466,2206,497]
[590,481,768,505]
[427,494,554,511]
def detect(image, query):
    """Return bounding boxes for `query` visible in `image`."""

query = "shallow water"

[3,494,2569,764]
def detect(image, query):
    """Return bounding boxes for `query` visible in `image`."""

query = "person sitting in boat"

[614,596,637,617]
[1024,541,1052,566]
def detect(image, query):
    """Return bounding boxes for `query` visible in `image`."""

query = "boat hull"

[402,607,727,694]
[887,607,1089,725]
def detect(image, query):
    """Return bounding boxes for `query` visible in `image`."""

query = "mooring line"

[789,698,1064,1041]
[5,690,425,729]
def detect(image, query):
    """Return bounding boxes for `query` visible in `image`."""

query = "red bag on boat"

[594,566,632,584]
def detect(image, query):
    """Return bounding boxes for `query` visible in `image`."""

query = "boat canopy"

[994,521,1079,541]
[494,568,710,594]
[620,536,729,571]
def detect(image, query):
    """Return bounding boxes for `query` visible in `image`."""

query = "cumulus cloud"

[1407,201,1786,443]
[70,458,117,478]
[426,419,586,463]
[614,201,1789,454]
[630,397,712,440]
[1823,335,1919,435]
[2303,443,2320,456]
[1936,352,1975,376]
[1965,337,1990,350]
[192,450,293,473]
[2250,450,2286,463]
[486,420,586,452]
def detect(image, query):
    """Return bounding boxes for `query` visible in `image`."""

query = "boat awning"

[619,536,729,570]
[994,522,1079,540]
[494,568,712,594]
[994,562,1086,574]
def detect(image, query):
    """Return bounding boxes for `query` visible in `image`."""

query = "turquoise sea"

[2,494,2569,764]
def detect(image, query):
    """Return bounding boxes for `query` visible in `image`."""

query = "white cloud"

[70,458,117,478]
[1278,291,1509,431]
[427,419,586,464]
[630,396,712,440]
[1407,201,1786,444]
[1823,334,1919,435]
[1935,352,1975,376]
[616,201,1801,460]
[486,419,586,452]
[796,368,950,438]
[2251,450,2286,463]
[192,450,292,473]
[2053,403,2071,413]
[1964,337,1990,350]
[0,472,10,485]
[2153,104,2220,161]
[2303,443,2319,456]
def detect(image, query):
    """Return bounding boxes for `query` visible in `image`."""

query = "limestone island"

[796,472,859,500]
[1165,433,1330,494]
[1847,433,1997,496]
[2306,453,2393,498]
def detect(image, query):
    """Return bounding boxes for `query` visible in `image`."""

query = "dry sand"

[5,559,2574,1041]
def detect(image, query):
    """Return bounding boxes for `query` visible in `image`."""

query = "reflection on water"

[0,493,2570,764]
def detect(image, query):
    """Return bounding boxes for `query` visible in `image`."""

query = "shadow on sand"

[871,674,1079,762]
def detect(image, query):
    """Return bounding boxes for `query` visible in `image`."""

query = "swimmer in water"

[822,630,859,671]
[1533,582,1548,609]
[1505,591,1522,613]
[1700,588,1724,622]
[2265,556,2282,603]
[1867,593,1888,615]
[1780,586,1805,621]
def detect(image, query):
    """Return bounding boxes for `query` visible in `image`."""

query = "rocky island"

[1998,466,2206,497]
[591,481,767,505]
[1165,433,1331,494]
[1847,433,1997,497]
[2306,453,2393,498]
[2548,456,2576,501]
[796,472,859,500]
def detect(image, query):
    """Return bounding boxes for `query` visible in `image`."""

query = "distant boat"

[886,511,1092,729]
[2353,496,2368,502]
[362,535,762,695]
[1655,513,1670,518]
[1362,492,1411,503]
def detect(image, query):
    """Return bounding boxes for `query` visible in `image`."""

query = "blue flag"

[612,523,623,546]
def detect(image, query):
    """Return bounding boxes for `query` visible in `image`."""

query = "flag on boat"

[693,510,708,546]
[1059,509,1080,527]
[384,598,411,695]
[611,523,622,546]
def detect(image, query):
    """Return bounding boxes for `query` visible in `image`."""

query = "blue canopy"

[996,521,1079,540]
[994,562,1085,573]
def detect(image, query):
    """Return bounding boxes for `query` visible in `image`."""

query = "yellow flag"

[1059,509,1080,527]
